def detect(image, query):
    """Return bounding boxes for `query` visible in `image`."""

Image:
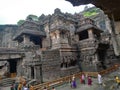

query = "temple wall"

[41,49,80,82]
[0,25,18,47]
[60,50,80,76]
[77,33,101,72]
[41,49,61,82]
[104,45,119,67]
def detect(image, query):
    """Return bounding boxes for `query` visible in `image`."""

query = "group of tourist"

[10,81,34,90]
[70,73,120,89]
[70,73,93,88]
[80,73,92,85]
[10,73,120,90]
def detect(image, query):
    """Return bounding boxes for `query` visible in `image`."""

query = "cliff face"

[81,7,111,32]
[66,0,120,21]
[0,25,18,48]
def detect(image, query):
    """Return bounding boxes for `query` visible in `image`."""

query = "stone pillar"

[93,54,99,71]
[34,66,37,79]
[28,67,31,79]
[88,29,94,39]
[50,31,60,49]
[16,60,21,76]
[23,35,30,44]
[16,59,23,77]
[28,67,32,79]
[35,66,41,80]
[44,24,50,38]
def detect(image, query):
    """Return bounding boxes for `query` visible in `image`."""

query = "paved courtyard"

[1,68,120,90]
[0,86,10,90]
[56,78,104,90]
[56,68,120,90]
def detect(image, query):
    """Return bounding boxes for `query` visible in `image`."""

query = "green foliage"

[17,20,25,26]
[83,7,100,17]
[26,14,38,21]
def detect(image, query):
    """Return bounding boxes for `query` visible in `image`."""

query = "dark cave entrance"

[79,30,89,40]
[8,59,17,77]
[31,67,34,79]
[97,43,109,69]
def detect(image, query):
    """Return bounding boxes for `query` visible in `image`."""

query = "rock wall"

[0,25,18,47]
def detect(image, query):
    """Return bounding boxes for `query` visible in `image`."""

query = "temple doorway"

[97,43,109,69]
[8,59,17,78]
[31,67,34,79]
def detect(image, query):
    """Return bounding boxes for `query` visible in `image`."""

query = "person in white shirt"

[98,73,102,85]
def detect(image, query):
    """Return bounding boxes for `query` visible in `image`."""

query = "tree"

[83,7,100,17]
[17,20,25,26]
[26,14,38,21]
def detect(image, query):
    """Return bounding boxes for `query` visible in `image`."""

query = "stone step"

[0,78,15,87]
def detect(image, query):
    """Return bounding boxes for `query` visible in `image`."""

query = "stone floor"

[55,78,119,90]
[55,78,103,90]
[56,68,120,90]
[0,86,10,90]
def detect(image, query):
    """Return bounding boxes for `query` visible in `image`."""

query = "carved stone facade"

[0,8,119,82]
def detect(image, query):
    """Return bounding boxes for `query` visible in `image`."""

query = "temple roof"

[66,0,120,21]
[50,25,70,32]
[76,18,103,34]
[77,24,103,33]
[13,20,46,41]
[13,29,46,41]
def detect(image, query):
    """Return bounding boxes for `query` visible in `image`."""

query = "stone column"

[23,35,30,44]
[34,66,37,79]
[93,54,99,71]
[27,67,31,79]
[35,66,41,80]
[88,29,94,39]
[50,31,60,49]
[44,24,50,38]
[28,67,32,79]
[17,59,23,77]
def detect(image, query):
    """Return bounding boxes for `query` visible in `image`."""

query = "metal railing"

[32,64,120,90]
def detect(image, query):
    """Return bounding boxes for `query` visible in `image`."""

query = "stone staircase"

[0,78,15,87]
